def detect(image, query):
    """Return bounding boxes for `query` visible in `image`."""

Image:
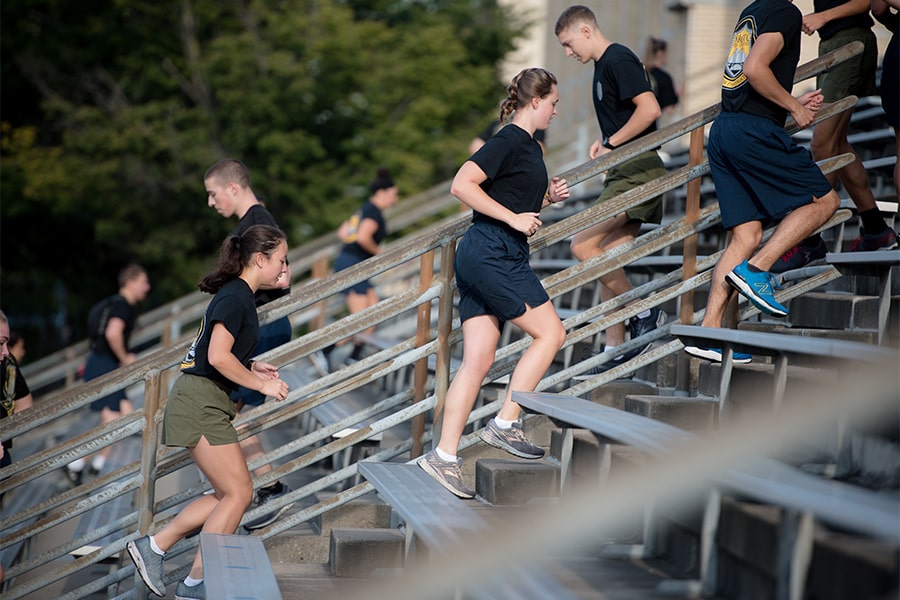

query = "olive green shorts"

[162,374,238,447]
[817,27,877,103]
[598,150,665,224]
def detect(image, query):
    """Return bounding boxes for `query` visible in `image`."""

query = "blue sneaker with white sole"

[725,260,788,317]
[684,345,752,364]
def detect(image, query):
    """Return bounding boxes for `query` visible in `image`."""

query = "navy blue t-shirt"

[181,278,259,391]
[721,0,802,124]
[592,44,657,140]
[468,124,546,239]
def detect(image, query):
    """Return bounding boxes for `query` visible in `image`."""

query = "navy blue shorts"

[85,352,127,412]
[333,251,373,295]
[708,112,833,229]
[455,222,550,329]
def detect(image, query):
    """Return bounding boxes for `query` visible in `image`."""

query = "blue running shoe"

[684,345,752,364]
[725,260,788,317]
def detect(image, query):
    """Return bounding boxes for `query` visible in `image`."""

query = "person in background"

[66,265,150,485]
[871,0,899,200]
[683,0,840,364]
[126,224,290,600]
[417,67,569,498]
[644,36,680,115]
[1,310,35,483]
[317,167,399,372]
[771,0,897,273]
[203,158,295,530]
[8,331,26,366]
[555,5,667,378]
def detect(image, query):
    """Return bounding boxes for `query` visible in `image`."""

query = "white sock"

[636,309,651,320]
[68,458,86,472]
[91,455,106,471]
[493,417,515,429]
[605,345,624,361]
[184,576,203,587]
[435,447,457,462]
[148,536,165,556]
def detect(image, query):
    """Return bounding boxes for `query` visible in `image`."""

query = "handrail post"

[678,128,705,393]
[311,255,331,331]
[431,240,457,451]
[136,370,162,534]
[412,251,435,458]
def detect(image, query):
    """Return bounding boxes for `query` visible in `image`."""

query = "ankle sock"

[262,481,283,495]
[435,447,456,461]
[859,209,888,235]
[184,576,203,587]
[493,417,515,429]
[636,309,651,320]
[90,456,106,471]
[148,536,165,556]
[68,458,86,472]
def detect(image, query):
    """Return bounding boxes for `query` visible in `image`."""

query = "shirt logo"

[595,82,603,102]
[723,16,756,90]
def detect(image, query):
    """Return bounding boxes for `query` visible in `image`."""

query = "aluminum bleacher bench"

[200,532,282,600]
[512,390,900,599]
[358,462,578,600]
[826,249,900,344]
[670,324,896,415]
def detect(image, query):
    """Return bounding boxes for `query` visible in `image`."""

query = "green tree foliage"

[1,0,526,357]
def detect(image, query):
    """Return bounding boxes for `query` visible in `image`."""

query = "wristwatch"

[602,136,616,150]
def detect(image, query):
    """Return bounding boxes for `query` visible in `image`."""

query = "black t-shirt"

[721,0,802,124]
[649,67,679,110]
[341,201,387,260]
[468,123,546,239]
[180,278,259,391]
[592,44,657,140]
[477,119,546,145]
[1,356,30,449]
[814,0,873,40]
[87,294,136,358]
[234,204,289,306]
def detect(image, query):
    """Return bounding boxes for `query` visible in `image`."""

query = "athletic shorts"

[85,352,128,412]
[162,374,238,447]
[818,27,877,103]
[455,221,550,329]
[708,112,834,229]
[333,251,373,295]
[598,150,665,224]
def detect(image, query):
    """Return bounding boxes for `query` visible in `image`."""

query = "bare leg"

[496,301,567,421]
[154,437,253,579]
[701,225,761,329]
[751,190,840,270]
[810,112,878,213]
[436,315,500,455]
[571,214,641,346]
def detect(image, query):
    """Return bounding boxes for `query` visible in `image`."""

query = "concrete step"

[787,291,899,335]
[474,458,559,505]
[328,527,404,577]
[623,394,718,432]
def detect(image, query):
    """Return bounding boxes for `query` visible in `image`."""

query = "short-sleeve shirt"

[1,356,30,450]
[468,124,546,239]
[649,67,679,110]
[341,201,387,260]
[234,204,290,306]
[593,44,657,139]
[180,278,259,391]
[477,119,546,145]
[88,294,137,358]
[721,0,802,124]
[814,0,873,40]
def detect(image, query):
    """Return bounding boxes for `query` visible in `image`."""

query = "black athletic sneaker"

[770,236,828,274]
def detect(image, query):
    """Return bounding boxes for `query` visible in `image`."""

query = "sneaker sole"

[725,272,788,317]
[416,457,474,498]
[479,430,545,460]
[683,345,752,364]
[243,502,296,531]
[126,540,166,597]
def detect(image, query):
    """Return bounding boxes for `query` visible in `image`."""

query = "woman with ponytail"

[417,67,570,498]
[126,224,290,600]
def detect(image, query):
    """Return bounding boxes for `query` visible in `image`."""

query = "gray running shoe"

[244,482,295,530]
[417,450,474,498]
[480,420,545,459]
[126,536,166,596]
[175,581,206,600]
